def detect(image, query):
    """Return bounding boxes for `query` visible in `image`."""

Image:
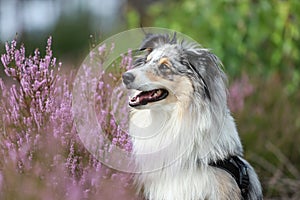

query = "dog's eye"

[159,63,170,70]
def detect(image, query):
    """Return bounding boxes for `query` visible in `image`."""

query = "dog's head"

[122,33,227,110]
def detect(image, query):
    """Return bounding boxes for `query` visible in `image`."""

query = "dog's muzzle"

[122,72,169,107]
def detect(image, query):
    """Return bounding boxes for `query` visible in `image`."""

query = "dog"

[122,33,262,200]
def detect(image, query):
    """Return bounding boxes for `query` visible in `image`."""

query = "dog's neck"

[130,103,243,173]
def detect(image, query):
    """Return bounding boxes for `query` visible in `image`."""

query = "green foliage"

[126,9,141,29]
[141,0,300,78]
[51,12,93,59]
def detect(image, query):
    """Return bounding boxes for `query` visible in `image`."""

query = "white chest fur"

[129,107,242,200]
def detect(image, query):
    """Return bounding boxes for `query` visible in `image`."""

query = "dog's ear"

[183,46,227,102]
[139,33,177,52]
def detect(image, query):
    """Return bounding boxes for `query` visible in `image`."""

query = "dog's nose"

[122,72,135,85]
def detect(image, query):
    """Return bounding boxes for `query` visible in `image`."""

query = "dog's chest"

[145,170,210,200]
[140,168,241,200]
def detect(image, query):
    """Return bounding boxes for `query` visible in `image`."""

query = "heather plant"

[94,46,133,152]
[0,38,136,199]
[228,74,254,112]
[233,74,300,199]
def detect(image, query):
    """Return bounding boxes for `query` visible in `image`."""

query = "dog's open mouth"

[129,89,169,107]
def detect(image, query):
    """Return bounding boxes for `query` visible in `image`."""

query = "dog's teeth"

[151,90,162,98]
[155,90,162,96]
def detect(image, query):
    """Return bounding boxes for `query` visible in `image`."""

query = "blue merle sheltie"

[122,33,262,200]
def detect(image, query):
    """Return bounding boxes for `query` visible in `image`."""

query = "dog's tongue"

[130,89,166,107]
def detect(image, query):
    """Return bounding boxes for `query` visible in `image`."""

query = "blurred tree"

[0,0,125,68]
[128,0,300,79]
[51,11,94,62]
[126,0,159,26]
[12,11,95,67]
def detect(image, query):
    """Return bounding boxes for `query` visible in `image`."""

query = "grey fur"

[123,34,263,200]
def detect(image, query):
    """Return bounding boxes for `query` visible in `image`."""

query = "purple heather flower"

[228,74,254,112]
[0,38,137,199]
[98,44,106,55]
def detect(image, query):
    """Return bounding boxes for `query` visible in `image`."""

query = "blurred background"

[0,0,300,199]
